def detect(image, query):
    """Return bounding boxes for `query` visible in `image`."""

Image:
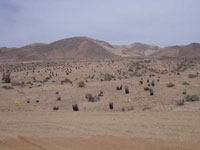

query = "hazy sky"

[0,0,200,47]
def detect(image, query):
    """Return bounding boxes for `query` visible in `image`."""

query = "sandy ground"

[0,110,200,150]
[0,58,200,149]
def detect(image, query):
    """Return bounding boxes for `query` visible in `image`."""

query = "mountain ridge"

[0,37,199,61]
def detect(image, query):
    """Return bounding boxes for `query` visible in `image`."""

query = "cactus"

[116,85,122,90]
[72,103,79,111]
[150,88,154,96]
[53,106,59,110]
[98,91,104,97]
[109,102,113,109]
[151,80,155,86]
[144,87,149,91]
[2,72,5,81]
[2,72,11,83]
[57,96,61,101]
[125,86,129,94]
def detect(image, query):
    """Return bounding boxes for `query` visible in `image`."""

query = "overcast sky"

[0,0,200,47]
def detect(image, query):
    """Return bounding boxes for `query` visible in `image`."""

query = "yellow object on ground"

[14,100,21,104]
[124,99,131,102]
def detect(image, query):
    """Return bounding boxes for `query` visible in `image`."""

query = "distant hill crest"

[0,37,199,60]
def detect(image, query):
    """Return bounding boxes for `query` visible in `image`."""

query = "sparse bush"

[85,93,100,102]
[121,107,125,112]
[182,81,190,85]
[127,107,134,111]
[185,95,199,102]
[144,87,149,91]
[61,78,72,85]
[53,106,59,110]
[27,81,33,85]
[182,90,187,95]
[176,99,184,106]
[11,82,24,87]
[188,74,198,78]
[151,80,155,86]
[98,91,103,96]
[2,72,5,81]
[3,73,11,83]
[78,81,85,87]
[2,85,13,90]
[57,96,61,101]
[166,82,175,88]
[144,60,151,63]
[142,106,151,111]
[102,74,115,81]
[129,72,142,77]
[26,98,30,103]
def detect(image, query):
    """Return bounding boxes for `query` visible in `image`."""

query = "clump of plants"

[78,81,85,87]
[2,85,13,90]
[176,99,184,106]
[101,74,115,81]
[185,94,199,102]
[188,74,198,78]
[2,72,11,83]
[182,81,190,85]
[85,93,100,102]
[61,78,72,85]
[166,82,175,88]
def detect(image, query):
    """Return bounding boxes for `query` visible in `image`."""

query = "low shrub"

[188,74,198,78]
[166,82,175,88]
[185,95,199,102]
[182,81,190,85]
[85,93,100,102]
[176,99,184,106]
[78,81,85,87]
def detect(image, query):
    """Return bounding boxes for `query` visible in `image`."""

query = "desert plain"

[0,57,200,150]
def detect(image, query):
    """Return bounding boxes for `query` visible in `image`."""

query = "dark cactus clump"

[2,72,11,83]
[109,102,113,110]
[125,86,129,94]
[72,103,79,111]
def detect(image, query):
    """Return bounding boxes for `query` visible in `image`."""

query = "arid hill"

[124,42,160,56]
[153,43,200,57]
[0,37,200,61]
[0,37,119,61]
